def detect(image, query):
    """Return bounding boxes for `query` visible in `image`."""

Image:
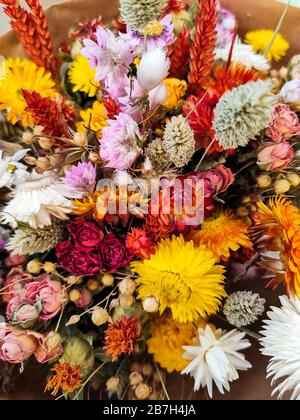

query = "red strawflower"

[70,17,103,41]
[126,227,155,259]
[104,317,141,362]
[188,0,218,94]
[112,17,127,33]
[145,213,174,243]
[168,27,190,79]
[23,90,76,139]
[163,0,187,14]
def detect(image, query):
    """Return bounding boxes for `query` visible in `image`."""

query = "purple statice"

[216,5,237,49]
[81,27,139,85]
[125,15,174,51]
[64,161,96,197]
[100,112,142,170]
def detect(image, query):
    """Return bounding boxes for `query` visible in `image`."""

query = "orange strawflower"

[45,363,81,396]
[104,317,141,362]
[126,227,155,259]
[253,197,300,296]
[190,212,253,262]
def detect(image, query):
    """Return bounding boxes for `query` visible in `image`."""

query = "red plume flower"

[23,90,76,139]
[163,0,187,14]
[168,27,191,79]
[188,0,218,94]
[126,227,155,259]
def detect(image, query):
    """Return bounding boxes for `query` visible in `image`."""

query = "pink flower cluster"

[0,324,62,364]
[56,220,132,275]
[258,104,300,170]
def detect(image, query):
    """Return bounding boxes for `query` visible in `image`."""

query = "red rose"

[56,242,102,276]
[99,234,132,272]
[199,164,234,195]
[68,220,104,251]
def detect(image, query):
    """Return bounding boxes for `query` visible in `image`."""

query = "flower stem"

[264,0,292,58]
[72,362,106,400]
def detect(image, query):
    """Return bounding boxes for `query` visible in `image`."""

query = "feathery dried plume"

[213,79,277,150]
[223,291,266,328]
[163,115,195,168]
[119,0,167,31]
[188,0,218,94]
[0,0,58,76]
[23,90,76,138]
[7,223,64,256]
[145,139,171,172]
[168,27,190,79]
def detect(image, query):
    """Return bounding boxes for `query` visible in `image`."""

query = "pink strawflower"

[81,27,138,84]
[257,142,295,171]
[64,161,96,197]
[100,112,143,170]
[267,104,300,143]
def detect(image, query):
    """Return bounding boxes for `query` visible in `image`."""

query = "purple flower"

[281,79,300,104]
[81,27,138,85]
[125,15,174,51]
[64,161,96,197]
[100,112,142,170]
[216,7,237,49]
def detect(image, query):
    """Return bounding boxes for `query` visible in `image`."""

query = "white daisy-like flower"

[260,295,300,400]
[182,325,252,398]
[215,41,270,73]
[0,149,29,189]
[1,171,75,228]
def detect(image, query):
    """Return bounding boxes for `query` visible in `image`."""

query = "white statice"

[0,149,29,189]
[182,325,252,398]
[137,48,170,91]
[260,295,300,400]
[215,41,270,73]
[1,171,76,228]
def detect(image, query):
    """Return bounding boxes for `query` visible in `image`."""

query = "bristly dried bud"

[119,0,167,31]
[223,291,266,328]
[106,376,120,392]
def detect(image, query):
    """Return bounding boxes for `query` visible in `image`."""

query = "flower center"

[142,21,164,37]
[161,272,191,305]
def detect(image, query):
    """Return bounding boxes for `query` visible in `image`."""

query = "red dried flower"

[126,227,155,259]
[104,317,141,362]
[145,213,174,243]
[70,17,103,41]
[188,0,218,94]
[163,0,187,14]
[0,0,59,77]
[23,90,76,138]
[168,27,190,79]
[112,16,127,33]
[103,97,121,120]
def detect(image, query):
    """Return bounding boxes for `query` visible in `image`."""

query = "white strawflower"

[120,0,167,31]
[215,41,270,73]
[182,325,252,398]
[213,79,277,150]
[1,171,75,228]
[0,149,29,189]
[224,291,266,328]
[163,115,195,168]
[137,48,170,92]
[260,295,300,400]
[7,223,64,256]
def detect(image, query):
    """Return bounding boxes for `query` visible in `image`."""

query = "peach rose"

[257,142,294,171]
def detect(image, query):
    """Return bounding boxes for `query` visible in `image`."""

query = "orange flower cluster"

[104,317,141,362]
[253,197,300,296]
[45,363,81,396]
[188,0,218,94]
[0,0,59,77]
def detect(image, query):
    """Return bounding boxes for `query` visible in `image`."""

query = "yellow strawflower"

[190,212,252,262]
[0,58,56,127]
[76,101,108,137]
[131,236,226,323]
[147,312,205,373]
[163,78,187,109]
[245,30,289,62]
[68,54,100,97]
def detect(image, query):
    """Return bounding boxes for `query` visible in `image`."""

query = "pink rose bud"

[24,275,67,321]
[5,253,26,268]
[281,79,300,104]
[7,300,40,328]
[199,164,234,195]
[257,142,295,171]
[34,331,63,364]
[267,104,300,143]
[1,268,32,304]
[0,323,40,364]
[74,289,93,309]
